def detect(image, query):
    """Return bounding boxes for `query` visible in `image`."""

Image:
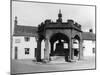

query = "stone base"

[42,59,50,63]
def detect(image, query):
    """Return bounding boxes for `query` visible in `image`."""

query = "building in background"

[12,10,95,62]
[12,17,38,60]
[82,29,95,57]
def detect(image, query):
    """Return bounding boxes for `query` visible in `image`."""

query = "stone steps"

[50,56,65,61]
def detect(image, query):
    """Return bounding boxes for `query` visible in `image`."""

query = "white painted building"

[83,40,95,56]
[12,36,37,60]
[82,30,95,57]
[12,18,39,60]
[12,18,46,60]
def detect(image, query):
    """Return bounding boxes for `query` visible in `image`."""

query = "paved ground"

[11,56,96,74]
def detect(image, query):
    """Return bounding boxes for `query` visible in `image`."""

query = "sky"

[12,1,95,33]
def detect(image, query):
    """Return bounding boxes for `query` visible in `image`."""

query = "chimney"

[89,29,93,33]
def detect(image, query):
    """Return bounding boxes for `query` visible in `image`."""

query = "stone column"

[79,40,83,60]
[44,39,50,62]
[69,39,72,61]
[71,39,74,60]
[50,42,54,56]
[71,48,74,60]
[36,39,41,62]
[41,40,45,59]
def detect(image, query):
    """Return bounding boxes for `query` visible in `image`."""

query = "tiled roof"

[82,32,96,41]
[13,25,96,41]
[13,25,38,37]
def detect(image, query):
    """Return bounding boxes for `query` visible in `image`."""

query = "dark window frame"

[25,48,30,55]
[92,48,95,54]
[24,36,30,42]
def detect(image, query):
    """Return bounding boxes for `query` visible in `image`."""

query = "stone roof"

[82,32,96,41]
[44,19,82,32]
[13,25,38,37]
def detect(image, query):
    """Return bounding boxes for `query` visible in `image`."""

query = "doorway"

[50,33,69,62]
[15,47,18,59]
[73,35,80,60]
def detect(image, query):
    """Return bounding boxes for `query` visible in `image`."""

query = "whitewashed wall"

[83,40,95,56]
[12,36,37,60]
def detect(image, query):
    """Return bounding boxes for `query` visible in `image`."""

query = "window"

[24,37,30,42]
[25,48,30,54]
[83,47,85,48]
[92,48,95,53]
[15,39,20,43]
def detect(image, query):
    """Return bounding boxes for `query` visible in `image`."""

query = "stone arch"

[50,32,70,43]
[74,35,80,41]
[49,32,70,56]
[72,35,81,60]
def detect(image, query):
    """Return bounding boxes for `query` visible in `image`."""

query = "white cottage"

[12,17,38,60]
[82,29,95,57]
[12,36,37,60]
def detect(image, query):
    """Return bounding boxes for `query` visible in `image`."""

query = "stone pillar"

[71,48,74,60]
[50,42,54,56]
[44,39,50,62]
[36,39,41,62]
[79,40,83,60]
[69,39,72,60]
[41,40,45,59]
[71,39,74,60]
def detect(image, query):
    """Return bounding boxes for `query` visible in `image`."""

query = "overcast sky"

[12,1,95,33]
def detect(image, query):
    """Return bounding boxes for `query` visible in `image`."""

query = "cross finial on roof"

[58,9,62,18]
[57,9,62,23]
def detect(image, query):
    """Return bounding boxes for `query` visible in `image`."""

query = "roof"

[13,25,38,37]
[82,32,96,41]
[13,25,96,41]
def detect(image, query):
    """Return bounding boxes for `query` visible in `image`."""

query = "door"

[15,47,18,59]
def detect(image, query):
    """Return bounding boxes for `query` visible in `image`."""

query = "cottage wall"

[12,36,37,60]
[83,40,95,56]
